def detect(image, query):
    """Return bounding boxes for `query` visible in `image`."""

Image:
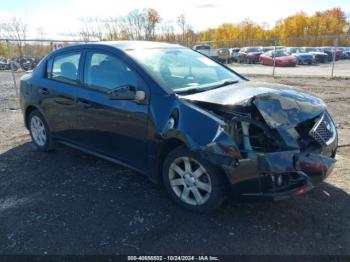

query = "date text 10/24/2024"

[127,256,219,261]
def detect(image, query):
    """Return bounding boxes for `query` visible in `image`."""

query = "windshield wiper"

[206,79,239,90]
[175,79,239,95]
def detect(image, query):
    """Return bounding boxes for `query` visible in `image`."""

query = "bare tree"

[185,26,196,46]
[104,17,120,40]
[177,13,187,42]
[160,23,176,42]
[124,9,146,40]
[143,8,161,40]
[0,17,28,56]
[36,27,46,40]
[79,17,105,41]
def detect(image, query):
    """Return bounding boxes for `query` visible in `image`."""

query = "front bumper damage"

[221,147,336,201]
[185,86,338,200]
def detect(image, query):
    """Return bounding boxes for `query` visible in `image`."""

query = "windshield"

[127,48,241,93]
[287,48,301,53]
[305,48,319,52]
[246,47,262,52]
[274,51,289,57]
[195,45,210,50]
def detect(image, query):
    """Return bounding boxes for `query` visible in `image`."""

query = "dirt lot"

[0,72,349,255]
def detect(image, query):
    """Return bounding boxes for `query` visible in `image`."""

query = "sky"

[0,0,349,40]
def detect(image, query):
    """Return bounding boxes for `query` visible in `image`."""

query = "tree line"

[79,7,350,46]
[0,7,349,57]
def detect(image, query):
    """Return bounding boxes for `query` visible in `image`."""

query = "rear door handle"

[39,87,49,95]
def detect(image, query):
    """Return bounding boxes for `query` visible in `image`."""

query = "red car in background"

[260,50,298,67]
[236,47,264,63]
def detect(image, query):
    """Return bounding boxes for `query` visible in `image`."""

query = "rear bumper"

[298,58,314,64]
[314,55,328,63]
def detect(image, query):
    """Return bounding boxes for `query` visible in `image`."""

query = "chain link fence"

[0,35,349,111]
[185,35,350,78]
[0,39,93,111]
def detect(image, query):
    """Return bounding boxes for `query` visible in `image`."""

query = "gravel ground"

[0,72,349,255]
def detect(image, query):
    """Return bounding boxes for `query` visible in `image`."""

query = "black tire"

[162,145,227,212]
[28,110,55,151]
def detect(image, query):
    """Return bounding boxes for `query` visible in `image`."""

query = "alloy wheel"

[30,115,47,147]
[168,156,212,206]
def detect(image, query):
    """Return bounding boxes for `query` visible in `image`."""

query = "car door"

[77,50,149,168]
[265,52,273,65]
[36,51,83,142]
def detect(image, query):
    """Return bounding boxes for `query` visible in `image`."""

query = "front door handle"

[39,87,49,95]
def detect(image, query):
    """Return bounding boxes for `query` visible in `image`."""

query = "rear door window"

[48,52,81,85]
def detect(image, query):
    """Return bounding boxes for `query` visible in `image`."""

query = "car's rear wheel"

[162,145,227,212]
[28,110,54,151]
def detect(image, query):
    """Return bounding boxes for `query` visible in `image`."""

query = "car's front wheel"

[28,110,54,151]
[162,145,227,212]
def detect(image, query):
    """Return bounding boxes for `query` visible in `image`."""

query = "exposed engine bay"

[180,82,338,199]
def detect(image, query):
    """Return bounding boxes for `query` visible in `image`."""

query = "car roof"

[48,41,185,57]
[97,41,184,50]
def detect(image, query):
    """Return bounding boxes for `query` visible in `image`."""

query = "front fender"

[147,93,241,183]
[161,99,241,164]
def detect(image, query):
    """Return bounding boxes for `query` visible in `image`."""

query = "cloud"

[195,4,221,9]
[0,0,349,40]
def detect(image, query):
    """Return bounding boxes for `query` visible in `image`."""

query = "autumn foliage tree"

[198,8,349,46]
[76,7,349,46]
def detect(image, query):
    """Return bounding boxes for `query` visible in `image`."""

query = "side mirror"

[135,90,145,102]
[108,85,145,102]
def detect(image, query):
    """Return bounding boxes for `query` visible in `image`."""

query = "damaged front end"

[182,85,338,200]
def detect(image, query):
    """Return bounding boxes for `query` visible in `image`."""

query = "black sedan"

[284,47,314,64]
[301,47,329,63]
[20,41,338,212]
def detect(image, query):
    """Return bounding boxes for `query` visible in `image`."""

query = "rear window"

[246,47,262,52]
[47,52,81,85]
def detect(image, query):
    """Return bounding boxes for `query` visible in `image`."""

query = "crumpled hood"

[181,81,326,128]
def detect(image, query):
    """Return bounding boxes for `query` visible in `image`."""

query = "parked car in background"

[16,57,37,71]
[236,46,264,63]
[229,48,240,62]
[0,60,7,70]
[193,44,211,54]
[263,46,284,53]
[21,59,35,71]
[284,47,314,64]
[19,41,337,212]
[337,47,350,59]
[217,48,231,63]
[193,44,220,61]
[193,45,231,63]
[260,50,297,67]
[318,47,335,61]
[344,47,350,58]
[0,59,18,71]
[301,47,328,63]
[262,47,274,53]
